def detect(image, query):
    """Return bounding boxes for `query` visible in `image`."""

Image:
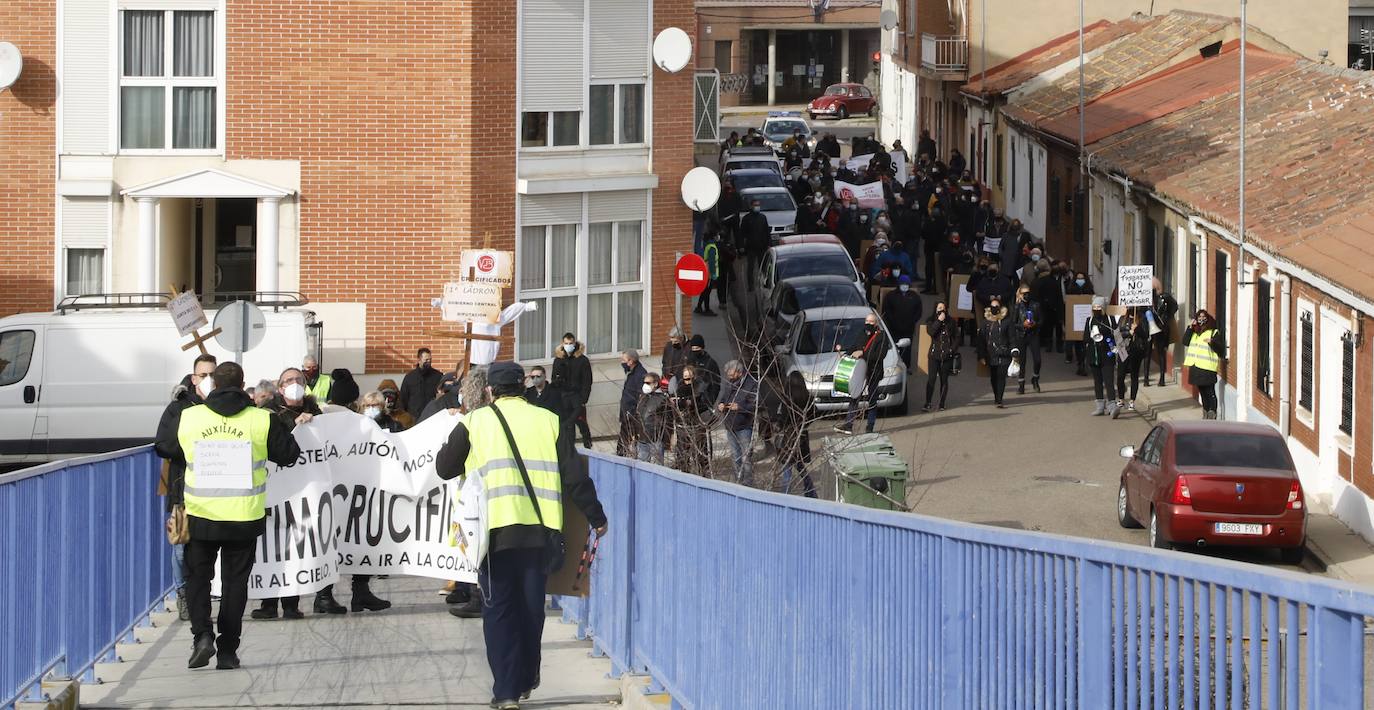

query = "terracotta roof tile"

[960,19,1137,98]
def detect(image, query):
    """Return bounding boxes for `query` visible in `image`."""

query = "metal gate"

[693,69,720,144]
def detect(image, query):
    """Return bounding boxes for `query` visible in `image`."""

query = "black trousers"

[1198,382,1219,413]
[572,405,593,448]
[480,547,548,702]
[185,537,256,652]
[746,253,762,291]
[616,411,635,456]
[989,362,1008,404]
[1143,333,1170,383]
[924,355,951,407]
[1017,333,1042,381]
[923,245,939,290]
[1090,360,1118,401]
[1117,354,1143,401]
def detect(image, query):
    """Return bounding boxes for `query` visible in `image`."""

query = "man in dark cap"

[436,362,608,710]
[420,371,462,422]
[684,334,721,403]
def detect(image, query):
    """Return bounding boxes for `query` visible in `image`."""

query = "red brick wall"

[650,0,698,349]
[0,1,56,317]
[225,0,507,372]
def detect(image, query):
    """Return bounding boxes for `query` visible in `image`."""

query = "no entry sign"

[675,253,709,296]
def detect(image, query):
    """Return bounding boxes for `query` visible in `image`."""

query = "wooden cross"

[170,285,222,356]
[425,327,503,378]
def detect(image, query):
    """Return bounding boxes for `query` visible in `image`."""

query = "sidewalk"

[80,578,618,709]
[1135,379,1374,589]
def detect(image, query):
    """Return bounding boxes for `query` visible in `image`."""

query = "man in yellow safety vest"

[436,361,607,710]
[303,355,332,402]
[171,361,303,670]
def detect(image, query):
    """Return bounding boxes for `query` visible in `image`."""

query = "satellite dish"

[879,10,898,31]
[653,28,692,73]
[0,43,22,91]
[680,167,721,212]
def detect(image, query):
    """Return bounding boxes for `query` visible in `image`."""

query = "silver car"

[772,305,909,414]
[738,187,797,239]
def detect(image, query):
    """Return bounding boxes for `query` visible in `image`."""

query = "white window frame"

[62,247,109,297]
[520,110,583,151]
[115,3,225,155]
[587,80,647,148]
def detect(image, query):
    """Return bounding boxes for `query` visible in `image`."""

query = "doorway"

[1318,309,1347,483]
[213,198,257,302]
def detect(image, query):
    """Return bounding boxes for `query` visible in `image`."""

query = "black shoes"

[188,633,216,669]
[1017,381,1026,395]
[250,605,277,620]
[282,606,304,620]
[445,587,471,605]
[350,589,392,612]
[922,403,932,412]
[449,597,483,618]
[215,651,240,670]
[313,593,347,615]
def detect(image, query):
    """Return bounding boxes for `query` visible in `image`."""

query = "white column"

[841,29,851,83]
[256,197,281,293]
[136,197,158,293]
[767,29,777,106]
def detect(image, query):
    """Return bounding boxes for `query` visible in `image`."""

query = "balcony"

[921,33,968,76]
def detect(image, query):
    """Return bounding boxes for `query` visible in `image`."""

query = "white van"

[0,298,320,465]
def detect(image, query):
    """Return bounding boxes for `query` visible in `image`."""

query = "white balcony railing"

[921,33,968,74]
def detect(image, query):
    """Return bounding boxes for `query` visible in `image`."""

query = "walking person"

[1083,297,1120,418]
[1114,309,1151,413]
[434,362,608,710]
[881,275,923,373]
[740,199,772,292]
[834,312,890,434]
[1065,271,1096,375]
[922,303,958,411]
[769,375,819,498]
[1143,278,1179,386]
[634,373,671,465]
[715,360,759,485]
[616,350,646,456]
[696,230,723,316]
[977,297,1014,408]
[171,362,302,670]
[1183,309,1227,419]
[1011,285,1042,394]
[670,365,713,476]
[551,333,593,448]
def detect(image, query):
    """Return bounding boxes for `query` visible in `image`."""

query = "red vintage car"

[1117,420,1306,564]
[807,83,875,120]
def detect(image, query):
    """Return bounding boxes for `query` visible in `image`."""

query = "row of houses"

[891,9,1374,542]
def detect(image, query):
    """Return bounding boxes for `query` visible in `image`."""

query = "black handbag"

[490,405,566,574]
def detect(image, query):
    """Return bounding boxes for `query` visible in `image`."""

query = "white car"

[760,112,816,152]
[738,187,798,239]
[773,305,908,414]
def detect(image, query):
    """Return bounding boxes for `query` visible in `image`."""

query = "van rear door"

[0,326,44,458]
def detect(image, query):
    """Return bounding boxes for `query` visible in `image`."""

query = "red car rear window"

[1174,434,1293,470]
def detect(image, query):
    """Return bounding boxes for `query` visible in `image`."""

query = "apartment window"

[517,221,644,360]
[66,248,104,296]
[589,82,645,145]
[1255,278,1271,394]
[1341,335,1354,436]
[1299,311,1314,410]
[521,111,580,148]
[119,10,217,150]
[995,134,1004,187]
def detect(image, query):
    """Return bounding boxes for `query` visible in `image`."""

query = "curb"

[620,675,673,710]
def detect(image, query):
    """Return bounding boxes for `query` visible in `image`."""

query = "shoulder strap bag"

[490,404,566,574]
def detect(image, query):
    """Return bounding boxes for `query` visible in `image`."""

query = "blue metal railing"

[562,453,1374,709]
[1,447,174,710]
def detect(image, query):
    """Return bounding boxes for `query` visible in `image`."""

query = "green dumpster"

[821,432,897,457]
[832,449,908,511]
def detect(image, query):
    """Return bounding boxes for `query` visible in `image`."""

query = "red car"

[1117,420,1306,564]
[807,83,875,120]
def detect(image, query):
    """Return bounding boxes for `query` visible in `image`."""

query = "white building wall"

[1002,125,1046,240]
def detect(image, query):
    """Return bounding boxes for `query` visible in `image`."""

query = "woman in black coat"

[923,302,959,411]
[1114,309,1152,413]
[977,297,1015,408]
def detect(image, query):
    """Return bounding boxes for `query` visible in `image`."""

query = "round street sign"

[675,254,709,297]
[213,300,267,354]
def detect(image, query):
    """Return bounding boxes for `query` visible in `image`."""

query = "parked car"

[808,83,876,120]
[775,234,844,247]
[724,167,787,192]
[1116,421,1306,564]
[723,154,783,176]
[760,112,815,151]
[762,274,869,345]
[754,241,865,335]
[772,305,907,414]
[738,187,798,239]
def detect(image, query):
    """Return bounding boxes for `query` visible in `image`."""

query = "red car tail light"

[1287,480,1304,510]
[1169,475,1192,506]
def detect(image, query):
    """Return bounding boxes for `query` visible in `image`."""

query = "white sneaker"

[1127,401,1136,411]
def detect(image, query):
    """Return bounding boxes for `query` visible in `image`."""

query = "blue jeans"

[636,439,665,465]
[726,428,754,485]
[172,542,186,591]
[781,462,819,497]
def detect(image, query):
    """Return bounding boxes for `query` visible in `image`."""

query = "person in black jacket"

[523,365,560,414]
[684,334,722,404]
[1011,285,1042,395]
[740,200,772,291]
[881,275,923,372]
[1184,310,1228,419]
[1083,297,1120,418]
[419,371,461,422]
[399,348,442,421]
[923,303,958,411]
[835,312,891,434]
[634,373,671,465]
[978,298,1015,407]
[767,374,819,498]
[1065,271,1095,375]
[1114,309,1152,413]
[552,333,593,448]
[153,353,218,621]
[1030,261,1064,353]
[1143,278,1179,386]
[617,350,647,456]
[167,362,302,670]
[670,365,713,476]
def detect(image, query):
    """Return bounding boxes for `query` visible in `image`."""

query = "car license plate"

[1214,522,1264,536]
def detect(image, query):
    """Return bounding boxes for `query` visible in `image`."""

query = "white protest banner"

[167,291,208,336]
[845,152,906,184]
[244,411,478,599]
[459,249,514,286]
[442,280,503,324]
[1118,265,1154,307]
[892,152,908,185]
[833,180,885,209]
[845,153,874,173]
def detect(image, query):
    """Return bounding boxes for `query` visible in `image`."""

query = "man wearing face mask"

[400,348,443,421]
[838,200,868,261]
[302,355,331,402]
[634,374,671,465]
[1083,297,1121,418]
[715,360,759,484]
[684,334,722,403]
[552,333,593,448]
[881,275,923,373]
[740,199,772,292]
[977,297,1015,408]
[661,326,688,384]
[617,350,647,457]
[154,353,219,622]
[834,313,891,435]
[523,366,560,414]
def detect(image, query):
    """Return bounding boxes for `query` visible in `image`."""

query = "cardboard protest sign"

[948,274,975,319]
[1064,295,1096,340]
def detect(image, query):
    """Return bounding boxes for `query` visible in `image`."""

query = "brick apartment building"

[0,0,697,373]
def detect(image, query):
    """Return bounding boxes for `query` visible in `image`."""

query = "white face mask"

[563,343,576,354]
[363,406,381,420]
[196,376,213,398]
[283,383,306,402]
[642,384,655,394]
[899,284,910,293]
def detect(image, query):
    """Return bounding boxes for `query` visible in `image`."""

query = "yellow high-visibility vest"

[464,398,564,533]
[308,373,333,402]
[1183,328,1220,373]
[177,404,272,522]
